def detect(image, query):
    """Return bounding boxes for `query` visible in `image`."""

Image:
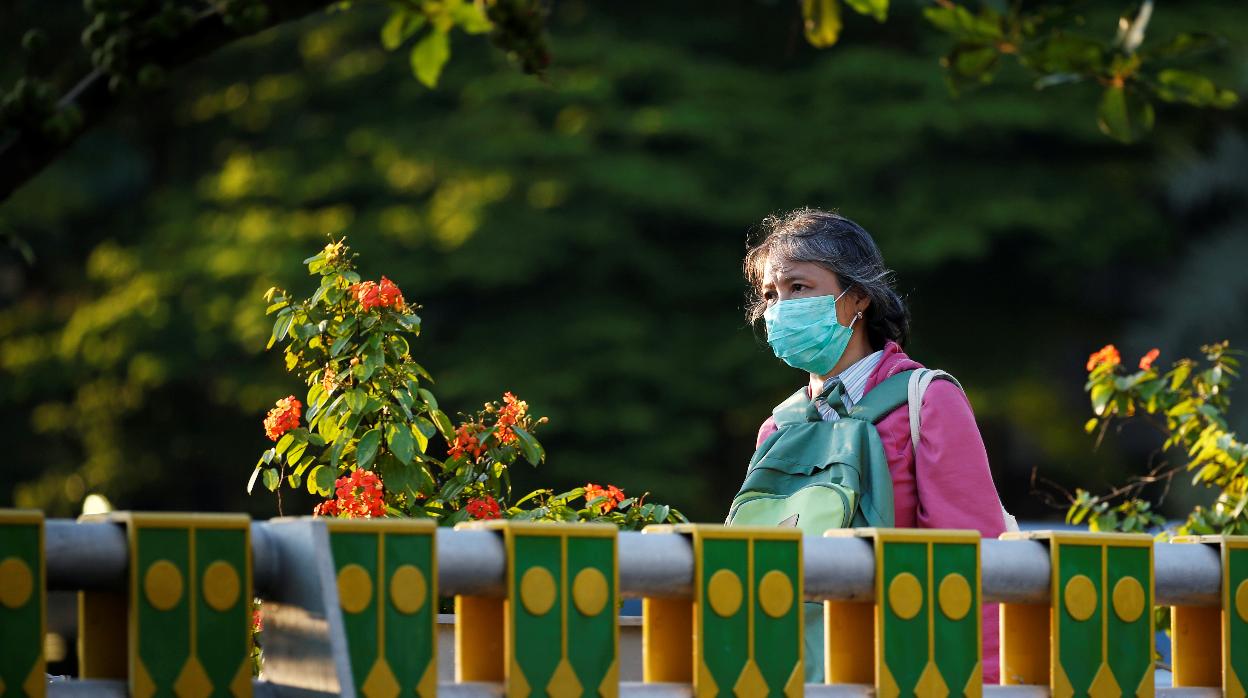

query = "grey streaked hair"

[744,208,910,348]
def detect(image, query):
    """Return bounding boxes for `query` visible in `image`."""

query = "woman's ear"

[853,289,871,316]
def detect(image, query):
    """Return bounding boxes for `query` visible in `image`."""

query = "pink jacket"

[755,341,1005,683]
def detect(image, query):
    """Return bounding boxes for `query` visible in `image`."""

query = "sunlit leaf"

[381,10,426,50]
[411,30,451,88]
[843,0,886,22]
[1153,69,1239,109]
[801,0,841,48]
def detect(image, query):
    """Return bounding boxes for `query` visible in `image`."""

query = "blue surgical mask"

[763,289,858,376]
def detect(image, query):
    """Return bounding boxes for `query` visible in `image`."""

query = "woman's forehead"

[762,259,831,282]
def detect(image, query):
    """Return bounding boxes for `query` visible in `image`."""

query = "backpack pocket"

[727,483,856,537]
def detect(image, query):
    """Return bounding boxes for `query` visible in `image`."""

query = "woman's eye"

[763,290,777,302]
[791,284,806,293]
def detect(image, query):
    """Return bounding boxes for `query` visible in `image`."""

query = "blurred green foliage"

[0,1,1245,521]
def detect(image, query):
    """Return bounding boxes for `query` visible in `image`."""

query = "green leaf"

[275,433,295,455]
[1090,382,1115,416]
[431,409,455,440]
[513,426,545,465]
[1153,69,1238,109]
[287,440,308,466]
[449,1,492,34]
[411,30,451,88]
[1021,35,1104,75]
[330,333,353,357]
[922,5,1001,42]
[381,10,426,50]
[411,422,429,454]
[1084,418,1099,434]
[246,467,262,494]
[311,465,337,495]
[262,468,280,492]
[801,0,841,48]
[357,428,381,469]
[1097,85,1154,144]
[269,312,294,349]
[345,388,369,413]
[843,0,886,21]
[417,388,438,410]
[943,44,999,93]
[388,422,415,464]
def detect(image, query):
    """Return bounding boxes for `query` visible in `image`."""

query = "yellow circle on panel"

[938,573,972,621]
[573,568,609,617]
[390,565,427,615]
[144,560,184,611]
[521,566,557,616]
[0,557,33,609]
[758,570,794,618]
[337,564,373,614]
[202,560,241,611]
[1064,574,1097,622]
[707,569,743,618]
[888,572,923,620]
[1112,577,1145,623]
[1236,580,1248,624]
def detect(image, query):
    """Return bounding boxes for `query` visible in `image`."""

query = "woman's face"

[761,259,862,327]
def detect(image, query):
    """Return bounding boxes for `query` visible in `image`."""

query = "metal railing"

[0,510,1239,698]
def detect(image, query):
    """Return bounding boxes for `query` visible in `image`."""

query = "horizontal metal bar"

[41,520,1225,607]
[44,678,1220,698]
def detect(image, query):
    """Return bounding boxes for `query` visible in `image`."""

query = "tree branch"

[0,0,336,205]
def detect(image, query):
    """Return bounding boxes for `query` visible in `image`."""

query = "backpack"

[727,369,945,534]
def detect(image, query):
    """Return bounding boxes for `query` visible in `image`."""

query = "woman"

[741,208,1008,682]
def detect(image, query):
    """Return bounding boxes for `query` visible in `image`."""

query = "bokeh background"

[1,0,1246,523]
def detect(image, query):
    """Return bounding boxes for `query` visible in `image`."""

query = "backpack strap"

[771,386,814,427]
[842,370,916,424]
[906,369,962,450]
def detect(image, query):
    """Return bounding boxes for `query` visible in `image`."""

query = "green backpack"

[727,368,960,682]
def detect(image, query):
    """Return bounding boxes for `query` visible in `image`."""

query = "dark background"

[1,0,1246,523]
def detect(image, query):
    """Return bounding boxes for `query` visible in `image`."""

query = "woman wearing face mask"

[740,208,1009,683]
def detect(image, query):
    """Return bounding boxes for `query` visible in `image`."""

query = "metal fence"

[0,509,1240,698]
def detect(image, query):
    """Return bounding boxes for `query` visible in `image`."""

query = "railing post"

[824,528,982,698]
[77,512,253,698]
[1170,535,1248,694]
[455,521,619,698]
[0,509,45,698]
[324,518,439,698]
[999,531,1154,698]
[641,524,803,698]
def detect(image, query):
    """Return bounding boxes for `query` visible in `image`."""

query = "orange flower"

[263,396,302,441]
[313,498,339,517]
[495,391,529,444]
[1086,344,1121,372]
[378,276,404,308]
[449,424,486,461]
[350,277,404,311]
[334,469,386,518]
[465,495,502,520]
[584,483,626,514]
[1139,348,1160,371]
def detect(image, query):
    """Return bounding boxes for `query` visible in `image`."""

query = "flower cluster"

[448,424,486,461]
[1139,348,1160,371]
[494,391,528,445]
[349,276,404,311]
[263,396,302,441]
[313,469,386,518]
[584,483,626,514]
[1086,344,1121,372]
[465,495,502,520]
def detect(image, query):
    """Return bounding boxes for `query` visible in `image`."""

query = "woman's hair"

[744,207,910,348]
